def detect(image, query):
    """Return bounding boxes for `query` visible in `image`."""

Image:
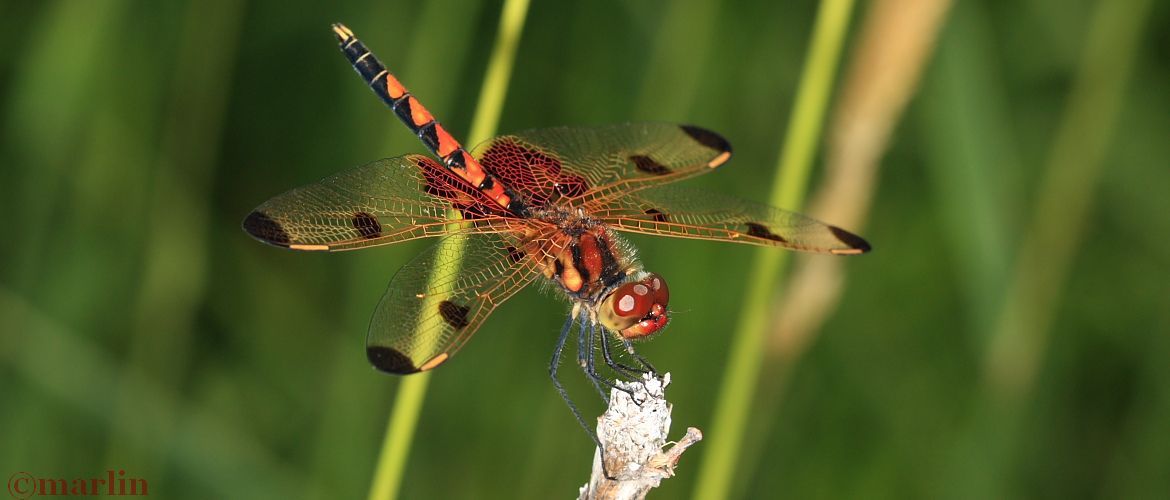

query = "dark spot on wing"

[367,346,420,374]
[630,155,671,175]
[242,211,291,246]
[352,212,381,239]
[438,300,470,329]
[506,246,525,263]
[829,225,872,253]
[680,125,732,154]
[644,208,669,223]
[745,222,787,243]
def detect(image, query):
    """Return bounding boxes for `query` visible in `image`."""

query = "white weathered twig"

[578,373,703,500]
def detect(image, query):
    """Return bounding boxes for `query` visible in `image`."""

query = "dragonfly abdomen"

[331,23,528,217]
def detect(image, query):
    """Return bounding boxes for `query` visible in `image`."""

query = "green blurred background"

[2,0,1167,498]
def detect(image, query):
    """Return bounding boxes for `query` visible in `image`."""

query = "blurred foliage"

[1,0,1167,499]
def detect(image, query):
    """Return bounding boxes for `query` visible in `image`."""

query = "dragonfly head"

[598,272,670,339]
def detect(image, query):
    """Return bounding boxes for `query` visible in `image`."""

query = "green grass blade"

[367,372,433,500]
[692,1,856,498]
[467,0,532,146]
[365,1,532,499]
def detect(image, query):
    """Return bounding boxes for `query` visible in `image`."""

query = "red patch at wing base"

[416,156,507,220]
[478,138,592,207]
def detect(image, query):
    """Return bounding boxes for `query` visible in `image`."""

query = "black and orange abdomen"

[331,24,528,217]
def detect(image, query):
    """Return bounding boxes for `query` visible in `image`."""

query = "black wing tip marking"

[242,210,291,247]
[680,125,732,155]
[367,346,421,374]
[828,225,872,253]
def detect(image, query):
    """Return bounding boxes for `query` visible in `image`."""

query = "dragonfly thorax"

[533,208,629,298]
[531,206,597,235]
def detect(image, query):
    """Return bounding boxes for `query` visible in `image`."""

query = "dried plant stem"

[983,0,1151,403]
[579,374,702,500]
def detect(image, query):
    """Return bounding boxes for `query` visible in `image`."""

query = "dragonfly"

[243,23,870,435]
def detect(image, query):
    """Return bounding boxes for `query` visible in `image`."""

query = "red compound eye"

[598,273,671,339]
[647,273,669,305]
[611,282,654,318]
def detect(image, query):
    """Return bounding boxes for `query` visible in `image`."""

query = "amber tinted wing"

[592,185,871,255]
[366,231,549,374]
[470,123,733,209]
[242,154,512,252]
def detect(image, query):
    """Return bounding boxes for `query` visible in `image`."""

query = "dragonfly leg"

[622,339,657,375]
[583,321,638,401]
[577,317,608,401]
[550,313,601,448]
[599,328,649,380]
